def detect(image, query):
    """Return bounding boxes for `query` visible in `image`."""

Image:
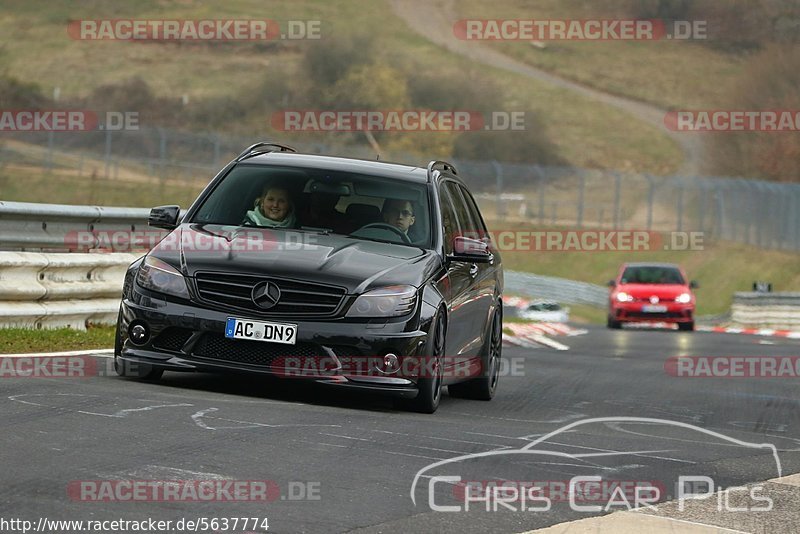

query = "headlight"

[346,285,417,318]
[616,292,633,303]
[675,293,692,304]
[136,256,190,299]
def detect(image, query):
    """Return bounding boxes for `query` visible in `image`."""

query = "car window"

[191,164,432,248]
[438,183,459,255]
[457,185,489,236]
[621,266,685,285]
[443,181,476,239]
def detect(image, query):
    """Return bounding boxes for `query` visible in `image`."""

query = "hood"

[617,283,690,300]
[148,224,441,294]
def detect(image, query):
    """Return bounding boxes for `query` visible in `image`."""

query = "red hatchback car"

[607,262,698,331]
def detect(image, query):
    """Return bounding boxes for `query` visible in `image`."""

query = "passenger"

[382,199,416,236]
[245,186,297,228]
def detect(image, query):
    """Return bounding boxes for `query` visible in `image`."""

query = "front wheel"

[405,312,446,414]
[678,321,695,332]
[449,305,502,401]
[607,316,622,329]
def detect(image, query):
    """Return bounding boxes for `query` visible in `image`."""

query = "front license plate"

[225,317,297,345]
[641,305,667,313]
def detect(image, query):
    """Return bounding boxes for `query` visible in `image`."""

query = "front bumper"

[117,288,429,398]
[611,302,694,323]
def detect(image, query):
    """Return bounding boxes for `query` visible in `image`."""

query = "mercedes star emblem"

[252,281,281,309]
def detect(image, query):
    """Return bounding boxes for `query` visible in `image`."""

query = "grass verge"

[0,325,116,354]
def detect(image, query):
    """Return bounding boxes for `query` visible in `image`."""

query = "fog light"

[376,353,400,375]
[129,321,149,345]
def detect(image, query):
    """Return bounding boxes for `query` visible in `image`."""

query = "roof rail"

[236,142,297,162]
[426,160,458,181]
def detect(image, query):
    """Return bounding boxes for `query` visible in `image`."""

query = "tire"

[678,321,695,332]
[607,316,622,329]
[448,304,502,401]
[405,312,446,414]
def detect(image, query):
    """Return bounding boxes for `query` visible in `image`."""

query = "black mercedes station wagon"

[115,143,503,413]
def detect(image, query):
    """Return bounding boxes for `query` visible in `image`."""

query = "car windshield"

[190,164,432,248]
[621,266,685,285]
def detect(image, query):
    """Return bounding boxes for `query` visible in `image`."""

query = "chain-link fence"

[2,127,799,251]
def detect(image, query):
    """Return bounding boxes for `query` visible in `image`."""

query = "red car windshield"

[621,266,685,285]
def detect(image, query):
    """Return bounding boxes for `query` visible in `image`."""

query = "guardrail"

[0,200,153,251]
[0,251,139,329]
[503,271,607,307]
[731,292,800,328]
[3,202,797,331]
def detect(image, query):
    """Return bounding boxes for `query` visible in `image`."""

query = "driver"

[381,199,416,236]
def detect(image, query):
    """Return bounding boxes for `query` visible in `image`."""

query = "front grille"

[625,311,685,319]
[191,333,324,368]
[194,272,345,317]
[152,327,194,352]
[328,345,363,358]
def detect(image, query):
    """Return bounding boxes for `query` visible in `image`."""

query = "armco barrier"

[503,271,608,307]
[0,252,140,329]
[731,292,800,328]
[4,202,797,331]
[0,200,152,251]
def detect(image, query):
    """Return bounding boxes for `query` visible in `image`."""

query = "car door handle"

[469,264,479,277]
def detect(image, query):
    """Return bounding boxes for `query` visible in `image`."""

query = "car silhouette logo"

[650,296,660,304]
[251,281,281,309]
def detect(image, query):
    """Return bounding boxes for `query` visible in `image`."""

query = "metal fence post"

[492,160,504,223]
[103,128,112,178]
[697,182,706,237]
[613,172,622,229]
[577,172,585,228]
[535,165,545,225]
[676,178,684,232]
[158,127,167,178]
[46,130,55,171]
[646,174,655,231]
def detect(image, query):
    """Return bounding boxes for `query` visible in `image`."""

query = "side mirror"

[448,236,493,264]
[607,280,616,287]
[149,205,181,229]
[689,280,699,289]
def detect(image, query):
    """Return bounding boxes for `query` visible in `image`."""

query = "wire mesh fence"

[1,126,798,251]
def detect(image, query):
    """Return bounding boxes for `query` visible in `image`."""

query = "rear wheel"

[405,312,446,414]
[678,321,695,332]
[449,305,502,401]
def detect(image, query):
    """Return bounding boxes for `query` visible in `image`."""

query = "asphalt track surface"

[2,326,800,533]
